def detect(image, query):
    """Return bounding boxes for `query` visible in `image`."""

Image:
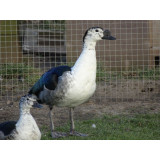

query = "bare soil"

[0,80,160,129]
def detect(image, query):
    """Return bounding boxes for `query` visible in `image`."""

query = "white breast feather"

[15,114,41,140]
[55,49,97,107]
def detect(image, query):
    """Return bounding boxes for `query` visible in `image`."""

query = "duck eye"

[95,29,99,32]
[27,98,29,100]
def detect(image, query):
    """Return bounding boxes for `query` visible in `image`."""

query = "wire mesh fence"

[0,20,160,104]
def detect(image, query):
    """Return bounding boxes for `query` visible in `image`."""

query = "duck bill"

[103,36,116,40]
[102,30,116,40]
[32,101,43,108]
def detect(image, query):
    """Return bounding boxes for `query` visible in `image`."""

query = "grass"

[41,113,160,140]
[96,65,160,82]
[0,63,41,87]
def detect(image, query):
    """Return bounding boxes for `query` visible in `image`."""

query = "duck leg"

[69,107,88,137]
[49,106,67,138]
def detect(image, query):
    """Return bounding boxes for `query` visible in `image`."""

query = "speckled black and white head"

[83,27,116,43]
[19,95,42,110]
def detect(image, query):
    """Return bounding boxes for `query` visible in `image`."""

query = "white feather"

[14,114,41,140]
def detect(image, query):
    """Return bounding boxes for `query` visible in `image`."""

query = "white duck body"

[39,41,97,107]
[14,111,41,140]
[5,95,42,140]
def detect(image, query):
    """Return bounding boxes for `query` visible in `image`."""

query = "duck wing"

[28,65,71,97]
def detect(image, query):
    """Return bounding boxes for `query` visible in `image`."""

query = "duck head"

[83,27,116,43]
[19,95,43,110]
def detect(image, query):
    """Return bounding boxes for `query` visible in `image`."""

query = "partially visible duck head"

[19,95,43,110]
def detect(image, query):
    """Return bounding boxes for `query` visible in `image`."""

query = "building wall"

[1,20,160,69]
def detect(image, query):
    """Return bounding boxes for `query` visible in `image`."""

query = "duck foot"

[69,131,88,137]
[51,131,68,139]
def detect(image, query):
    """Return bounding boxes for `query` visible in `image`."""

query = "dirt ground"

[0,80,160,129]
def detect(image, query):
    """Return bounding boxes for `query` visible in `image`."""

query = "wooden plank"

[23,28,66,53]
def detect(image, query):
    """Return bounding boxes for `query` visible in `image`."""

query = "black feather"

[0,121,16,136]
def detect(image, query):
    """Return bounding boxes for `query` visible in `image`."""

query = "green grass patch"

[0,63,41,85]
[96,65,160,82]
[41,113,160,140]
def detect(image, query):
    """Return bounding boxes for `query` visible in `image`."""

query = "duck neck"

[71,41,97,75]
[83,40,97,50]
[20,107,31,115]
